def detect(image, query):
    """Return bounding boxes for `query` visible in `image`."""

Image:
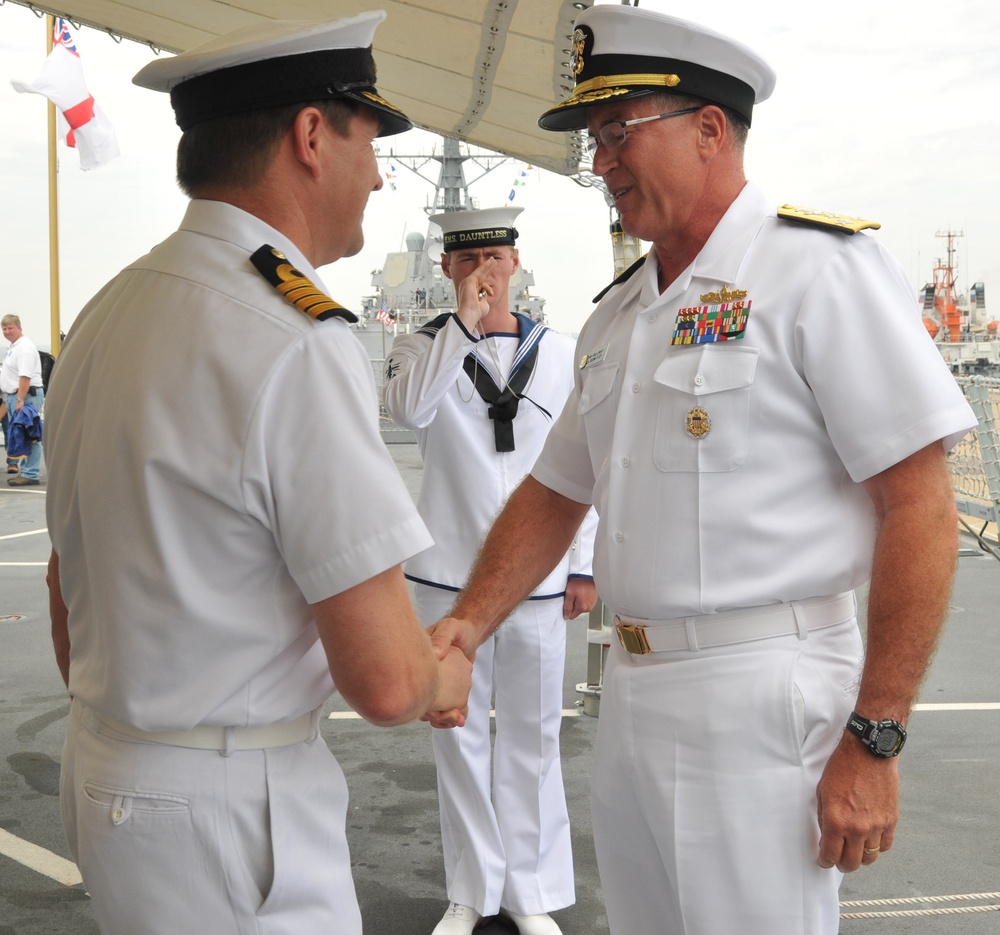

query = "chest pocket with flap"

[577,361,620,448]
[651,345,759,472]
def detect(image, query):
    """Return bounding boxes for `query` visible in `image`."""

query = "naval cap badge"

[571,28,586,76]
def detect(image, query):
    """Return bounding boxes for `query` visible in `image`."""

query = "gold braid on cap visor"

[551,72,682,109]
[359,90,406,115]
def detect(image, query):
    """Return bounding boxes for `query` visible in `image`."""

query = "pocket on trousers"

[84,782,190,825]
[791,621,864,765]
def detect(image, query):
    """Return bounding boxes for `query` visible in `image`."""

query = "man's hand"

[816,735,899,872]
[427,615,481,662]
[455,257,496,332]
[421,644,472,729]
[814,442,955,870]
[563,577,598,620]
[421,618,479,729]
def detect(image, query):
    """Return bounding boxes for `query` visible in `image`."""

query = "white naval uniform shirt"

[384,312,595,595]
[1,335,42,393]
[532,181,976,620]
[45,200,432,732]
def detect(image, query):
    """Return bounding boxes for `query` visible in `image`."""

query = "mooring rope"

[841,891,1000,920]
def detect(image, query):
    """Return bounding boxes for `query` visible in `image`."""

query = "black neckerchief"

[462,335,542,453]
[462,345,539,452]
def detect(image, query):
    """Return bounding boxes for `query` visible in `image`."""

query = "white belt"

[83,704,321,754]
[614,592,856,655]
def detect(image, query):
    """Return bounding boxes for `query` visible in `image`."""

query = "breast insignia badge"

[686,406,711,439]
[699,284,748,304]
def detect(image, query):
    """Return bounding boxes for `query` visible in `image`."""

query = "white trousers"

[592,618,864,935]
[61,699,359,935]
[415,584,574,917]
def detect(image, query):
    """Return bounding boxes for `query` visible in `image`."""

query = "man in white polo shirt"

[1,314,44,485]
[428,6,977,935]
[44,13,471,935]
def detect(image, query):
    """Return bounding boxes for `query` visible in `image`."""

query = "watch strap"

[846,711,907,758]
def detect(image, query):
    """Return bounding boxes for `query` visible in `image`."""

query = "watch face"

[874,727,902,755]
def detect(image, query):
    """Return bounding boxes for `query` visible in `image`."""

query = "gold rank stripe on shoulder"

[777,205,881,235]
[250,245,358,323]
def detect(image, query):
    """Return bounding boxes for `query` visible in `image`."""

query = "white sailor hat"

[133,10,412,136]
[538,4,775,130]
[430,207,524,253]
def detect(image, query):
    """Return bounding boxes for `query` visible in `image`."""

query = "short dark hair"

[176,98,359,196]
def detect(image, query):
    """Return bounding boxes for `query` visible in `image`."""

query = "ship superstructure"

[922,230,996,373]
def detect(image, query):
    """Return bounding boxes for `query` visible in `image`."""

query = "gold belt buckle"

[616,622,651,655]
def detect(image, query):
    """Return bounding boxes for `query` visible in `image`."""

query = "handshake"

[421,615,480,730]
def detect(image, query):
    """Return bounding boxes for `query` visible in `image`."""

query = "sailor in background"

[427,6,978,935]
[44,13,471,935]
[383,207,597,935]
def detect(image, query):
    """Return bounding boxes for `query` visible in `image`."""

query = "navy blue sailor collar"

[470,312,548,380]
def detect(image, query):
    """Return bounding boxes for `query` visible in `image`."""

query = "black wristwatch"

[845,711,907,758]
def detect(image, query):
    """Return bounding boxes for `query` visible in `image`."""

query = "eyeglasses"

[586,106,702,156]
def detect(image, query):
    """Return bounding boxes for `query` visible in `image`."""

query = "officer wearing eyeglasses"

[426,6,976,935]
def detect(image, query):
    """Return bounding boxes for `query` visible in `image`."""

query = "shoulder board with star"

[592,253,647,304]
[777,205,880,235]
[250,245,358,323]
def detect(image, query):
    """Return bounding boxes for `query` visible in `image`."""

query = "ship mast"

[383,135,510,215]
[930,229,964,343]
[429,137,472,213]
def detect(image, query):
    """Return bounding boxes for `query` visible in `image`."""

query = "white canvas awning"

[7,0,592,176]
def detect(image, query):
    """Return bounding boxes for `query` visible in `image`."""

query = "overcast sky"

[2,0,999,347]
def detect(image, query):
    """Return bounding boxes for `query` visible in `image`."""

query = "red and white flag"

[11,18,120,170]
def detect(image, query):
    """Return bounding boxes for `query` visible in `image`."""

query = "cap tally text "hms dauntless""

[132,10,411,137]
[430,207,524,253]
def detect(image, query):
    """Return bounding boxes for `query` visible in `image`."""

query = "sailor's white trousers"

[415,584,575,917]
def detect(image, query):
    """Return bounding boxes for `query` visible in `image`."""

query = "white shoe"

[431,902,482,935]
[501,910,563,935]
